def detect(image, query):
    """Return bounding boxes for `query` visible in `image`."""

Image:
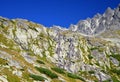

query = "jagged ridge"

[0,4,120,82]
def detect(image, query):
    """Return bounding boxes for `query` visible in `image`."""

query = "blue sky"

[0,0,120,27]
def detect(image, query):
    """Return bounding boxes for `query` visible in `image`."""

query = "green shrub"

[103,79,111,82]
[35,67,58,79]
[110,54,120,61]
[95,62,100,66]
[88,55,93,59]
[29,74,46,81]
[51,67,65,74]
[29,26,38,32]
[0,25,4,28]
[94,80,98,82]
[112,76,120,82]
[36,60,45,64]
[88,71,95,74]
[90,47,98,50]
[111,69,120,75]
[67,73,85,81]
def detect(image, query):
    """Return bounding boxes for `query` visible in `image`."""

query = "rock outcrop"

[0,4,120,82]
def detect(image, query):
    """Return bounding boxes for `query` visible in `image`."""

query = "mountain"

[0,4,120,82]
[70,4,120,36]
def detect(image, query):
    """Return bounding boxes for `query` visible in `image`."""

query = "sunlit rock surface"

[0,4,120,82]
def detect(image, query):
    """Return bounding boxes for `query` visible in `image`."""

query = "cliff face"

[0,4,120,82]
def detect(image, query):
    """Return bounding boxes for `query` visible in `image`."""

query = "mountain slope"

[0,4,120,82]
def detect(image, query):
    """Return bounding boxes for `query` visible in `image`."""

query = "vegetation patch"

[88,55,93,59]
[29,26,38,32]
[0,58,8,65]
[29,74,46,81]
[51,67,65,74]
[103,79,111,82]
[21,68,33,82]
[112,76,120,82]
[90,47,98,51]
[98,48,104,52]
[67,73,85,81]
[2,68,20,82]
[51,79,63,82]
[110,54,120,61]
[95,62,100,66]
[35,67,58,79]
[36,60,45,64]
[0,34,15,49]
[111,68,120,75]
[88,70,95,74]
[0,25,4,28]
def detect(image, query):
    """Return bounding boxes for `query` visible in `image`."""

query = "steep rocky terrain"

[0,4,120,82]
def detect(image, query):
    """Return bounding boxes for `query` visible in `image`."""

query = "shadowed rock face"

[0,4,120,82]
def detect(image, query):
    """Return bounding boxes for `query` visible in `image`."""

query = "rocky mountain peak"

[70,4,120,36]
[0,4,120,82]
